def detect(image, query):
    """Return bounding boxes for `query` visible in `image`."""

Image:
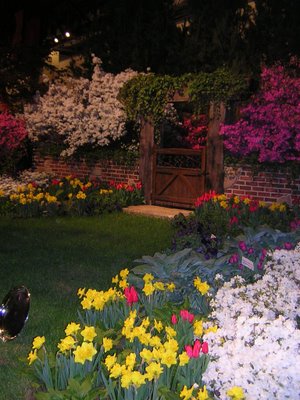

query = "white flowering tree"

[24,55,139,157]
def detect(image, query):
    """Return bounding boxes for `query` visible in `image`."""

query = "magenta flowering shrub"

[221,58,300,163]
[0,112,28,173]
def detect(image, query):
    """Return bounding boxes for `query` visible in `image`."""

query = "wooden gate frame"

[139,94,226,205]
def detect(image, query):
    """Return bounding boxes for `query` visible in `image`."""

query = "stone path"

[123,205,192,219]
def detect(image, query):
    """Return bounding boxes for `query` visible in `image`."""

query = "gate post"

[206,102,226,193]
[139,117,154,204]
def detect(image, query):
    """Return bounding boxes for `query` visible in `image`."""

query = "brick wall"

[33,155,300,204]
[224,165,300,204]
[33,154,140,185]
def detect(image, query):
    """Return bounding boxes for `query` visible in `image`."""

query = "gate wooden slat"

[152,147,206,209]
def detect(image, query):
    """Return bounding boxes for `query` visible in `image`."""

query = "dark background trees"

[1,0,299,109]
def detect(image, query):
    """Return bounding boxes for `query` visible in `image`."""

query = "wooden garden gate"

[139,102,225,209]
[152,147,206,209]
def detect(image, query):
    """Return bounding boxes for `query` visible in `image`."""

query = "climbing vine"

[118,68,248,124]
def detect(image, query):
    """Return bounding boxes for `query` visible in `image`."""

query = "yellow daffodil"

[197,385,209,400]
[125,352,136,370]
[143,282,155,296]
[109,363,126,378]
[81,297,93,310]
[65,322,81,336]
[57,335,76,353]
[194,276,210,295]
[226,386,245,400]
[32,336,45,350]
[119,268,129,279]
[220,200,228,209]
[160,349,177,368]
[77,287,86,298]
[130,370,146,388]
[204,325,218,334]
[143,273,154,283]
[102,337,113,352]
[76,191,86,200]
[180,385,194,400]
[164,338,179,353]
[154,281,165,291]
[105,354,117,370]
[145,362,163,380]
[193,320,204,336]
[73,342,97,364]
[154,319,163,332]
[120,369,132,389]
[81,326,97,342]
[118,279,128,289]
[166,282,176,292]
[178,351,190,366]
[140,348,154,363]
[165,326,177,339]
[27,349,38,365]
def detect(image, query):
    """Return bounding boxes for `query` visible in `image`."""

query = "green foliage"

[118,73,184,124]
[131,225,300,299]
[130,249,211,315]
[35,376,102,400]
[187,68,249,113]
[119,70,248,125]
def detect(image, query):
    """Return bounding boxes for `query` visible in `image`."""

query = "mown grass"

[0,212,174,400]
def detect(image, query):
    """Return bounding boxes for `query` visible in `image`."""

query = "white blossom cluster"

[24,55,139,157]
[203,245,300,399]
[0,171,53,194]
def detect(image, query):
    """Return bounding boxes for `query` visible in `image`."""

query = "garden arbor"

[139,97,226,208]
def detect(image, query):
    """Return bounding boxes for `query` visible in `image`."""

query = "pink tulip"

[180,310,195,323]
[202,341,209,354]
[124,286,138,306]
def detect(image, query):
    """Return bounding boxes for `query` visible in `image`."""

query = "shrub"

[221,58,300,163]
[0,112,28,174]
[24,55,139,158]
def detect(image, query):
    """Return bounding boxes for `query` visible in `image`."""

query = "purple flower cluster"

[221,58,300,163]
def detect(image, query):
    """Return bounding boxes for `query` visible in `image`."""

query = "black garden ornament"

[0,286,30,342]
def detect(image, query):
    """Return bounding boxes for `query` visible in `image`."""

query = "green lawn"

[0,213,173,400]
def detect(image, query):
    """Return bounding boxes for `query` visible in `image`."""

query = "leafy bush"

[222,58,300,163]
[0,112,29,175]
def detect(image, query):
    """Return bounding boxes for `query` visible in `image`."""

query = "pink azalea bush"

[0,112,28,173]
[221,58,300,163]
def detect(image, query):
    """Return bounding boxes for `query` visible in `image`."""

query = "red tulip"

[124,286,138,306]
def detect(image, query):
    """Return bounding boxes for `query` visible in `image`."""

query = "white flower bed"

[0,171,53,194]
[203,244,300,399]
